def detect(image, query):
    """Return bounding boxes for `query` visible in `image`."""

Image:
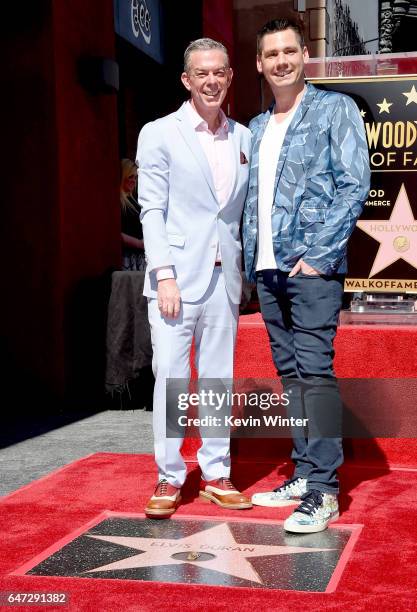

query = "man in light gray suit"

[136,38,252,518]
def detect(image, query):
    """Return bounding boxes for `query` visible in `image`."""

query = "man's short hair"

[257,18,305,54]
[184,38,230,73]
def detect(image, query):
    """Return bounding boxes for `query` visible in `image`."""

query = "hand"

[157,279,181,319]
[288,259,321,277]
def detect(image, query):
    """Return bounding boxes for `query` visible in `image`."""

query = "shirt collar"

[185,101,229,134]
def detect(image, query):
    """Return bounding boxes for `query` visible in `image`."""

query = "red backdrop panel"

[203,0,235,116]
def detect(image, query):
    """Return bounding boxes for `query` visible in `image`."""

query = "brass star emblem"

[376,98,393,114]
[402,85,417,106]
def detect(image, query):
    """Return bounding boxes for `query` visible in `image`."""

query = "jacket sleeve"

[302,95,371,275]
[136,122,174,273]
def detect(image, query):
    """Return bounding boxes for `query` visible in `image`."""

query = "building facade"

[3,0,417,407]
[380,0,417,52]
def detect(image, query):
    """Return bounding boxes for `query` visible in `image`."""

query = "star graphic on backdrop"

[402,85,417,106]
[360,109,367,118]
[357,184,417,277]
[83,523,334,585]
[376,98,393,114]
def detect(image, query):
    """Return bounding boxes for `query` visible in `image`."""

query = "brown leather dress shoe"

[199,477,252,509]
[145,479,181,518]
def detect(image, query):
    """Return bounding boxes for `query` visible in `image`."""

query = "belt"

[215,261,222,267]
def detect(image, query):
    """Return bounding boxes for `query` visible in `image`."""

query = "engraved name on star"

[377,98,393,114]
[357,183,417,277]
[402,85,417,106]
[83,522,334,585]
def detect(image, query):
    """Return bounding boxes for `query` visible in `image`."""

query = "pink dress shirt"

[156,101,235,281]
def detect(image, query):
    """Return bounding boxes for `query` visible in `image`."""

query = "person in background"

[120,158,146,271]
[105,158,152,411]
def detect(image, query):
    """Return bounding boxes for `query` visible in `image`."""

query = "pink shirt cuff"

[155,266,175,281]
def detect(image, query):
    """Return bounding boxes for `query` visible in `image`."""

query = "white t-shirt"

[256,108,298,272]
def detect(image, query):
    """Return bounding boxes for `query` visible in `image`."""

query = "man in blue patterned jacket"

[243,18,370,533]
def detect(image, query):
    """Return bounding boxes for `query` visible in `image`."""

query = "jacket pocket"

[297,208,326,247]
[168,234,185,247]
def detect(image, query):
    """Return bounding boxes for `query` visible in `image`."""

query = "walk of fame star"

[23,515,357,592]
[84,522,334,584]
[357,184,417,277]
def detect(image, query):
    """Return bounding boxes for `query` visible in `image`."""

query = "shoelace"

[273,476,302,493]
[155,479,169,495]
[296,490,323,516]
[218,478,235,490]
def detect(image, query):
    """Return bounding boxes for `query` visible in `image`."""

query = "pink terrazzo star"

[84,522,334,585]
[357,183,417,277]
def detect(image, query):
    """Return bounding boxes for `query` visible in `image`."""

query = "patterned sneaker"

[284,490,339,533]
[251,476,307,507]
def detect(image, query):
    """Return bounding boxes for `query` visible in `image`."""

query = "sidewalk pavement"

[0,409,153,497]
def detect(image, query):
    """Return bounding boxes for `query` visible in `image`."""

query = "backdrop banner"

[310,75,417,292]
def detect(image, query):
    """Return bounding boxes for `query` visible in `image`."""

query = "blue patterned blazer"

[242,82,370,281]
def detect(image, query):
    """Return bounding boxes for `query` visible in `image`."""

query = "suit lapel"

[251,112,270,171]
[175,104,218,203]
[246,111,270,219]
[223,122,239,208]
[272,83,320,203]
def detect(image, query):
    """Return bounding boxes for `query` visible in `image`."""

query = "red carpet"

[1,453,416,611]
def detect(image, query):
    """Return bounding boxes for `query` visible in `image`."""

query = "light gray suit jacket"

[136,103,251,304]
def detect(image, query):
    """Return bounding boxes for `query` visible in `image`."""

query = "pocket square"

[240,151,248,164]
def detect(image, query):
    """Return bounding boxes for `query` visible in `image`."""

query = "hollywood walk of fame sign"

[15,514,361,593]
[310,75,417,292]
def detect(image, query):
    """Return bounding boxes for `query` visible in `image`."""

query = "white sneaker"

[284,490,339,533]
[251,476,307,507]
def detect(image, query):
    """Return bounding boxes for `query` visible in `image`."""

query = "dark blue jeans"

[257,270,344,494]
